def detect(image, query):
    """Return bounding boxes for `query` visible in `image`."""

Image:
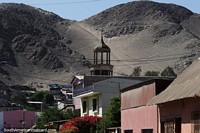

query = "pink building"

[121,79,172,133]
[1,110,36,129]
[148,58,200,133]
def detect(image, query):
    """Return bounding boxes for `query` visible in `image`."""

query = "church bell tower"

[89,34,113,75]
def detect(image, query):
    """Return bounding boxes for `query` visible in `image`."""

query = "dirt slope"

[0,1,200,86]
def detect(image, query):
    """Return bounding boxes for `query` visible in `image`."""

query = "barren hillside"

[67,1,200,75]
[0,1,200,86]
[0,3,90,85]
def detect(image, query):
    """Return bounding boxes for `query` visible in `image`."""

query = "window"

[161,118,181,133]
[82,100,87,113]
[142,129,153,133]
[124,129,133,133]
[92,98,98,111]
[164,121,174,133]
[67,94,72,99]
[192,111,200,133]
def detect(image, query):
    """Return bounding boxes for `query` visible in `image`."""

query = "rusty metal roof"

[148,58,200,105]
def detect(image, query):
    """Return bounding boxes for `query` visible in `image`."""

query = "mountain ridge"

[0,1,200,86]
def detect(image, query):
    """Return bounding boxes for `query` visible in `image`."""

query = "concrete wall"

[159,97,200,133]
[101,92,119,115]
[121,105,158,133]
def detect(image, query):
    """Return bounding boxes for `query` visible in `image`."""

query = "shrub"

[60,116,101,133]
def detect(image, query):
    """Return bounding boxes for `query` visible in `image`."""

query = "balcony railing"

[73,85,93,96]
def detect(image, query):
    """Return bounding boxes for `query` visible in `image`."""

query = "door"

[175,118,181,133]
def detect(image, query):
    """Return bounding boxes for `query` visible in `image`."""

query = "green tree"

[131,66,142,76]
[99,97,121,132]
[37,108,79,128]
[10,92,27,105]
[29,91,54,105]
[144,71,160,76]
[43,93,54,105]
[161,66,176,77]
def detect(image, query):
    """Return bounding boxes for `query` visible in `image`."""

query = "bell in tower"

[89,33,113,75]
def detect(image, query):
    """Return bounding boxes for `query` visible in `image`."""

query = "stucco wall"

[121,105,158,133]
[79,90,119,117]
[159,97,200,133]
[73,97,81,109]
[80,94,103,117]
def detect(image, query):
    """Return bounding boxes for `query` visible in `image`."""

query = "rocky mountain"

[0,1,200,86]
[74,1,200,75]
[85,1,193,38]
[0,3,90,85]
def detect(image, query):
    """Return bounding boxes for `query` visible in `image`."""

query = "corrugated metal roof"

[93,77,147,92]
[81,75,151,87]
[148,58,200,105]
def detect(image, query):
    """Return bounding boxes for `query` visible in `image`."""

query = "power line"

[31,0,101,6]
[54,50,198,62]
[113,56,183,66]
[1,49,197,83]
[7,50,197,66]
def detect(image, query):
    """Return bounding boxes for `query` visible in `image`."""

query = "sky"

[0,0,200,21]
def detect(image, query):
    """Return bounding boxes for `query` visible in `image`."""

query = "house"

[57,101,74,111]
[10,85,36,94]
[71,75,116,110]
[0,99,22,112]
[148,58,200,133]
[60,84,73,103]
[73,77,151,117]
[47,84,66,101]
[27,101,43,112]
[47,84,62,95]
[121,78,173,133]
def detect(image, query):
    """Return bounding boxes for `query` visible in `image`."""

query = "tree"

[43,93,54,105]
[144,71,160,76]
[99,97,121,132]
[10,92,27,105]
[161,66,176,77]
[29,91,54,105]
[60,116,101,133]
[37,108,79,128]
[131,66,142,76]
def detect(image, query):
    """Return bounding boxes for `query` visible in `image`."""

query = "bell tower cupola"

[90,33,113,75]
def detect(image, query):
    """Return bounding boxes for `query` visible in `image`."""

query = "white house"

[73,77,149,116]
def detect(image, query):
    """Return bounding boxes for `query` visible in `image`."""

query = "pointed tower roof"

[94,33,110,52]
